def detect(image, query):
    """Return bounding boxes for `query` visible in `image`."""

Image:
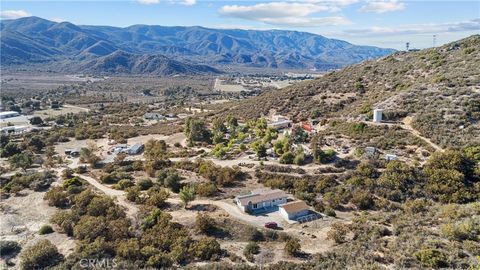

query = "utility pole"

[433,35,437,47]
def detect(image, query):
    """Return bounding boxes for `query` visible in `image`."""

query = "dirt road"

[64,104,90,112]
[369,118,443,152]
[402,117,443,152]
[72,172,279,228]
[73,173,139,218]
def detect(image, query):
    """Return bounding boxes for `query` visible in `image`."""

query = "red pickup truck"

[264,222,278,229]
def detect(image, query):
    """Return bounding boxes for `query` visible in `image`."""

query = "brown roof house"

[235,189,288,213]
[279,201,310,221]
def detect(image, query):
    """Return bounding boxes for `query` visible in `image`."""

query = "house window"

[253,203,258,209]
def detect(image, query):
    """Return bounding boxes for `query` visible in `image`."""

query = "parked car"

[264,222,278,229]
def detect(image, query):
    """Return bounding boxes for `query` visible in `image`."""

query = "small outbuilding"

[144,112,165,121]
[0,125,27,135]
[364,146,378,158]
[385,154,397,161]
[65,148,80,157]
[0,111,20,119]
[279,201,310,221]
[373,109,383,123]
[127,143,144,155]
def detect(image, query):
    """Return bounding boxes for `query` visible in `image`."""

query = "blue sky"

[1,0,479,49]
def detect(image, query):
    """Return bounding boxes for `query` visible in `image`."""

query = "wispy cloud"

[359,0,405,13]
[341,19,480,37]
[0,10,31,19]
[137,0,160,4]
[219,1,353,27]
[137,0,196,5]
[175,0,196,6]
[261,16,351,27]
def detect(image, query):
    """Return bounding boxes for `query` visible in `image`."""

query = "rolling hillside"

[223,35,480,148]
[77,51,221,75]
[0,16,395,72]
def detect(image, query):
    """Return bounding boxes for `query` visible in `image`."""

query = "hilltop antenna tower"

[433,35,437,47]
[406,42,410,51]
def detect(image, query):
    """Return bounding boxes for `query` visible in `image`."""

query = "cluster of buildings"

[235,189,315,222]
[0,111,32,135]
[267,115,321,135]
[267,115,292,130]
[364,146,398,161]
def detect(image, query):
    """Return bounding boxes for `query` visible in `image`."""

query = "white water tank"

[373,109,383,123]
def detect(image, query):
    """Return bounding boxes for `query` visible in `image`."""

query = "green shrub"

[327,222,349,244]
[44,187,69,208]
[62,177,83,189]
[195,213,217,235]
[414,248,448,268]
[243,242,260,262]
[137,178,153,190]
[20,239,62,269]
[194,237,221,261]
[350,190,375,210]
[38,225,54,235]
[164,173,181,192]
[247,227,264,242]
[116,179,134,190]
[462,47,474,55]
[324,207,337,217]
[284,238,301,256]
[279,151,295,164]
[195,183,218,197]
[293,152,305,165]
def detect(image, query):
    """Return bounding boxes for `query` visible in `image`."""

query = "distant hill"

[77,51,220,75]
[0,16,395,73]
[222,35,480,148]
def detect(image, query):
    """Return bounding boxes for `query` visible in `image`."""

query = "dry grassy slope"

[224,35,480,148]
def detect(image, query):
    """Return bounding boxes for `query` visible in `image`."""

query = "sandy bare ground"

[171,154,338,175]
[0,188,76,266]
[32,105,89,119]
[127,132,186,146]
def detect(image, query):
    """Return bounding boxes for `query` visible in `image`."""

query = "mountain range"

[0,17,395,75]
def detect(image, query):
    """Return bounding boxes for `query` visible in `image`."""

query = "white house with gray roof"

[235,189,288,213]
